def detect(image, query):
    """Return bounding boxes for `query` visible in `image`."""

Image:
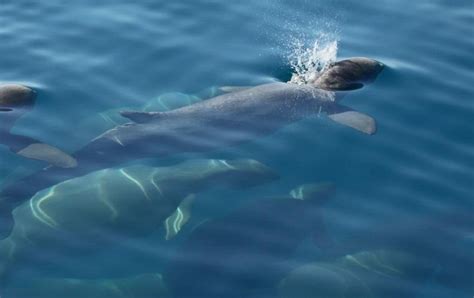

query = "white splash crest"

[287,33,339,85]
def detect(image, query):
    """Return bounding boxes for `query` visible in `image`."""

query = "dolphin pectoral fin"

[163,194,196,240]
[16,143,78,168]
[218,86,253,93]
[327,105,376,135]
[119,110,163,123]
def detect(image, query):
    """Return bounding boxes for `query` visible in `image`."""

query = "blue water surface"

[0,0,473,297]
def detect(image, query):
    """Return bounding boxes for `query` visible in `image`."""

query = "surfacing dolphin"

[0,57,383,238]
[74,58,382,170]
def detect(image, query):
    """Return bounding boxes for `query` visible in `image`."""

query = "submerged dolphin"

[0,84,77,168]
[0,57,383,238]
[0,159,277,281]
[279,213,474,298]
[164,182,335,298]
[332,210,474,293]
[278,249,438,298]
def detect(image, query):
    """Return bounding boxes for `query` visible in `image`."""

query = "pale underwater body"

[0,159,277,283]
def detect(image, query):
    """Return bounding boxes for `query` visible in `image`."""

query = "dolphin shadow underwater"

[0,57,384,238]
[164,182,336,298]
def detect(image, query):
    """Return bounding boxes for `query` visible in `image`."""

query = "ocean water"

[0,0,473,297]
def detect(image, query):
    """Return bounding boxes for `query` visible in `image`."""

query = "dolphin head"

[0,84,36,110]
[314,57,384,91]
[0,84,37,131]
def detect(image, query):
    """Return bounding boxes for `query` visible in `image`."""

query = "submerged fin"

[16,143,78,168]
[163,194,196,240]
[327,105,376,135]
[120,111,163,123]
[289,182,335,206]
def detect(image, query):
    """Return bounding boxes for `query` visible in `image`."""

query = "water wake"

[287,33,339,85]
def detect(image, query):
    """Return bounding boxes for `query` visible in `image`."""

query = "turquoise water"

[1,0,473,297]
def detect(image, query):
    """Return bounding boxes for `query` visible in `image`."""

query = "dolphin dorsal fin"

[120,110,163,123]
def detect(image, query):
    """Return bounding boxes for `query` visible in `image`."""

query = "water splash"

[287,33,339,85]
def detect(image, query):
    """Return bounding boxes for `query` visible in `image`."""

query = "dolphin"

[0,57,383,238]
[0,159,277,281]
[286,207,473,295]
[278,208,474,298]
[331,209,474,293]
[278,249,438,298]
[0,84,77,168]
[164,182,335,298]
[75,58,382,167]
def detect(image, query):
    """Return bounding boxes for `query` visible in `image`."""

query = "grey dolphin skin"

[0,159,277,282]
[164,182,335,298]
[0,57,383,238]
[0,84,77,168]
[80,58,382,167]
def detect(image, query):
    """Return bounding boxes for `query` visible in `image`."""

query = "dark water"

[0,0,473,297]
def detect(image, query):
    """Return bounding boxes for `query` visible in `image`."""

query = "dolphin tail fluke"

[163,194,196,240]
[327,105,376,135]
